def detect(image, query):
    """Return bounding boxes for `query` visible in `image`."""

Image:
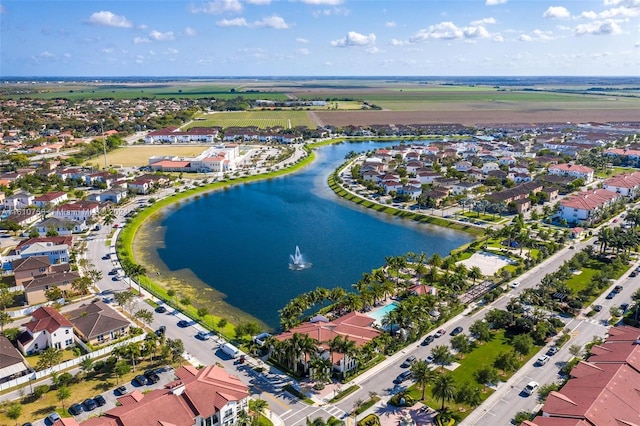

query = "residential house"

[274,311,380,376]
[0,335,31,384]
[602,172,640,198]
[15,238,70,264]
[548,163,594,183]
[604,147,640,167]
[451,182,482,197]
[486,182,543,205]
[410,284,438,297]
[127,179,153,195]
[88,188,128,204]
[67,301,130,346]
[558,188,620,225]
[35,217,86,236]
[22,269,79,305]
[2,210,41,227]
[2,192,34,211]
[80,364,249,426]
[33,191,68,208]
[53,201,100,222]
[526,325,640,426]
[17,306,75,355]
[12,256,57,286]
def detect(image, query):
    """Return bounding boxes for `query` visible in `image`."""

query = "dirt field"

[84,145,210,168]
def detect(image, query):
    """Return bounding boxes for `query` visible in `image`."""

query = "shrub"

[357,414,381,426]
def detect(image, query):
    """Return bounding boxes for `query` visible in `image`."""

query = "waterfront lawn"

[406,329,542,418]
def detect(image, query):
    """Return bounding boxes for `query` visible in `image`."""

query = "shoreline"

[118,138,482,332]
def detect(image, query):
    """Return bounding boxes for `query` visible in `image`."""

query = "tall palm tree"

[411,360,435,400]
[249,398,269,425]
[432,373,457,411]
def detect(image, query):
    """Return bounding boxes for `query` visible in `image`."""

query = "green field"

[189,110,315,129]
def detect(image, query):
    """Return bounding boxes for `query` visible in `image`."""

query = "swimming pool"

[368,302,398,326]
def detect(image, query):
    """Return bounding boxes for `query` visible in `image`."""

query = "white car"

[509,281,520,288]
[536,355,550,366]
[523,381,539,396]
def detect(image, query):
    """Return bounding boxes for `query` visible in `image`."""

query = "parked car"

[155,325,166,337]
[434,329,446,338]
[69,403,84,416]
[393,371,412,384]
[421,335,435,346]
[155,305,167,313]
[450,326,463,336]
[621,302,629,311]
[94,395,106,407]
[400,355,417,368]
[593,304,603,312]
[133,375,148,386]
[425,354,435,364]
[115,385,127,395]
[144,370,160,384]
[522,381,539,396]
[546,346,560,356]
[509,281,520,288]
[83,398,97,411]
[196,330,210,340]
[177,319,189,328]
[536,355,550,366]
[47,413,61,424]
[613,285,623,293]
[631,271,637,277]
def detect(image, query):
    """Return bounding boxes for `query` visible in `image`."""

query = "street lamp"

[101,119,107,170]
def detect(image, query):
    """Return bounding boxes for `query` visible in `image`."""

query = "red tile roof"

[33,191,67,202]
[25,306,74,333]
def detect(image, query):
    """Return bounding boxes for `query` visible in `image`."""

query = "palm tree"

[432,345,454,371]
[432,373,457,411]
[249,398,269,424]
[411,360,435,400]
[468,266,483,285]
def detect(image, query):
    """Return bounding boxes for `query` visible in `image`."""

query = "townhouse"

[558,188,620,225]
[18,306,76,355]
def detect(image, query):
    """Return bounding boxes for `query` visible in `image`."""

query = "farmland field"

[190,110,315,129]
[83,145,210,168]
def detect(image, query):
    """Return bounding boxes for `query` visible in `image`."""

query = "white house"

[451,182,482,197]
[548,163,595,183]
[482,162,500,174]
[53,201,100,222]
[2,192,34,211]
[602,172,640,198]
[88,188,128,204]
[558,189,620,224]
[17,306,75,355]
[33,191,68,208]
[35,217,86,236]
[18,241,69,264]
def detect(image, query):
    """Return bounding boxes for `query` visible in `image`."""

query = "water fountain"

[289,245,312,270]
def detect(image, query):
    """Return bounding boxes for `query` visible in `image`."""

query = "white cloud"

[579,11,598,19]
[574,19,623,35]
[149,30,175,41]
[635,41,640,47]
[385,21,397,28]
[389,38,407,46]
[296,37,309,43]
[190,0,243,14]
[485,0,507,5]
[518,34,533,42]
[366,46,381,54]
[330,31,376,47]
[493,34,504,42]
[216,18,248,27]
[39,51,55,58]
[517,29,555,41]
[254,15,290,29]
[409,21,490,42]
[184,27,197,36]
[133,37,150,44]
[246,0,271,4]
[299,0,343,4]
[297,48,310,55]
[312,7,349,17]
[599,6,640,19]
[604,0,640,6]
[543,6,571,19]
[167,48,179,54]
[470,17,496,26]
[87,11,133,28]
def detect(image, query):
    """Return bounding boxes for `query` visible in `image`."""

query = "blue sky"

[0,0,638,77]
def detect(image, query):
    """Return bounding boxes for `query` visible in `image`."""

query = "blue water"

[155,141,473,329]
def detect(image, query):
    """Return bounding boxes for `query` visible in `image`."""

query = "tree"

[469,319,492,342]
[249,398,269,425]
[114,360,131,384]
[431,373,457,411]
[468,266,483,285]
[57,385,71,410]
[432,345,454,371]
[36,347,63,370]
[569,344,583,359]
[79,356,94,379]
[197,306,209,321]
[72,276,92,295]
[0,286,13,311]
[114,290,136,313]
[44,285,63,302]
[235,321,261,339]
[134,309,154,327]
[411,360,435,400]
[493,351,520,374]
[474,366,499,391]
[166,338,185,364]
[450,334,473,356]
[6,403,22,426]
[511,334,534,359]
[0,310,10,332]
[455,382,483,407]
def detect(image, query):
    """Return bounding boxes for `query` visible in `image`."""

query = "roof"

[549,163,594,174]
[560,189,619,211]
[33,191,67,202]
[0,335,28,371]
[25,306,74,333]
[152,160,191,168]
[67,301,130,340]
[12,255,50,272]
[80,365,247,426]
[16,236,73,251]
[23,270,79,290]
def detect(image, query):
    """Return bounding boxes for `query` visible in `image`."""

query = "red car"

[434,329,446,338]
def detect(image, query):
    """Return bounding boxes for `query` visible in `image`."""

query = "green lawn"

[407,329,542,418]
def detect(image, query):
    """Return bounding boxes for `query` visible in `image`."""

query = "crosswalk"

[581,318,611,328]
[324,405,346,418]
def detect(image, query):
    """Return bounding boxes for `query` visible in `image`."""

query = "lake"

[137,141,473,329]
